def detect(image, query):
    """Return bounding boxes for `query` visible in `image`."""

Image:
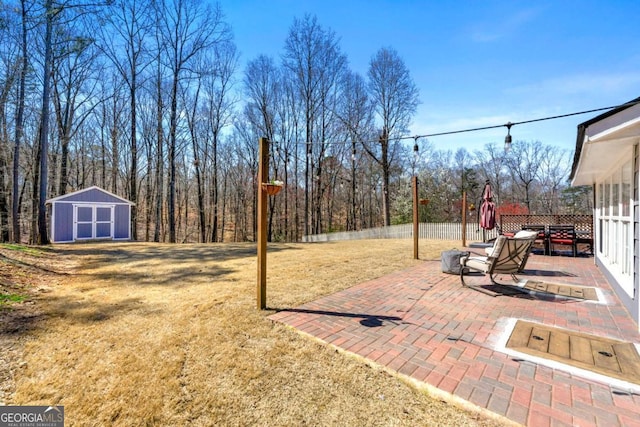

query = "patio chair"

[459,233,536,291]
[483,229,538,270]
[522,224,548,255]
[548,224,577,257]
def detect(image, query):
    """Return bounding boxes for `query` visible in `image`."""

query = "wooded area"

[0,0,591,244]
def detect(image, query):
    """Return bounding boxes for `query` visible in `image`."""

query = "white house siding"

[571,98,640,331]
[593,146,637,321]
[628,142,637,322]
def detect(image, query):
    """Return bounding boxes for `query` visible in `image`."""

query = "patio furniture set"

[459,230,537,289]
[458,225,592,295]
[500,224,587,257]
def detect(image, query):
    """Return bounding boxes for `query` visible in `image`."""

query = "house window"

[621,161,632,275]
[598,158,633,296]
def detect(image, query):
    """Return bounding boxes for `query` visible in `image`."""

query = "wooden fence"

[302,223,499,243]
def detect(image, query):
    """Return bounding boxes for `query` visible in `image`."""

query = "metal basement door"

[74,205,114,240]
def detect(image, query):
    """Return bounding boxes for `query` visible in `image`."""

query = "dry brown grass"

[3,239,510,426]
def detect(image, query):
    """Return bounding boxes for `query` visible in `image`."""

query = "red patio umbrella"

[479,180,496,231]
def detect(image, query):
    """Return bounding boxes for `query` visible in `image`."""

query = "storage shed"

[46,186,134,243]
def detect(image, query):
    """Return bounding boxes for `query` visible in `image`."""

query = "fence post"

[462,191,467,247]
[413,176,419,259]
[257,137,269,310]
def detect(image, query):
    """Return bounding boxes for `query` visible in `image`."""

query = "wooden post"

[257,137,269,309]
[412,176,419,259]
[462,191,467,248]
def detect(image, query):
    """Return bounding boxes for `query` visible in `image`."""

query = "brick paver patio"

[269,252,640,427]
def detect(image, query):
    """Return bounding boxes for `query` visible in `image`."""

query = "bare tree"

[182,68,206,242]
[335,71,372,231]
[35,0,56,244]
[474,142,507,208]
[10,0,29,243]
[243,54,281,240]
[51,26,100,196]
[0,5,21,242]
[155,0,230,243]
[283,14,346,235]
[536,145,571,214]
[505,140,544,213]
[365,47,419,226]
[453,147,479,201]
[243,54,279,142]
[150,7,166,242]
[275,76,302,241]
[98,0,153,240]
[180,40,238,244]
[0,3,596,244]
[204,40,237,242]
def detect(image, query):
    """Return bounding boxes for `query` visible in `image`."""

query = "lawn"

[0,240,509,426]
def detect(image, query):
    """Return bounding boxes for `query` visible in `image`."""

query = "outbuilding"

[46,186,134,243]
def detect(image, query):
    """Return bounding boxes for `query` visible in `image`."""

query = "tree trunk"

[220,172,227,242]
[12,0,28,243]
[381,134,391,227]
[54,78,74,196]
[31,142,40,244]
[59,134,70,194]
[145,133,153,242]
[194,159,205,243]
[110,97,118,194]
[100,107,107,188]
[0,71,11,242]
[0,144,8,242]
[37,0,53,245]
[350,141,356,231]
[130,72,138,240]
[304,141,310,236]
[167,72,178,243]
[154,72,164,243]
[211,131,219,242]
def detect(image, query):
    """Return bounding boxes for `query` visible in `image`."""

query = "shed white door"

[74,205,114,240]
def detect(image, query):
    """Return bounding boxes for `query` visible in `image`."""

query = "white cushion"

[462,256,491,273]
[514,230,537,239]
[484,232,536,259]
[490,236,508,258]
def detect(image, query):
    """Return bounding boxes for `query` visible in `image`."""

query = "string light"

[504,122,512,152]
[280,99,640,147]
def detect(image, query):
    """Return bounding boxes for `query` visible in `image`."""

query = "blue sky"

[218,0,640,153]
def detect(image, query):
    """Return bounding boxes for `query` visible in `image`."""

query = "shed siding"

[47,186,133,243]
[114,205,130,239]
[54,203,74,242]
